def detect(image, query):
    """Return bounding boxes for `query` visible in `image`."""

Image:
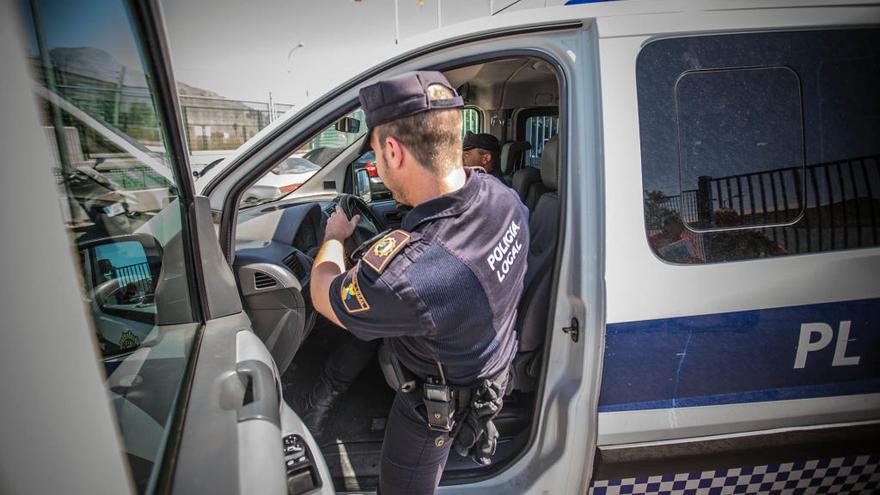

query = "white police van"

[1,0,878,494]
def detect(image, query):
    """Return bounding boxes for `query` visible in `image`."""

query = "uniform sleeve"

[328,261,427,340]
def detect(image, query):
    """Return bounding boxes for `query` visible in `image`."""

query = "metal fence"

[646,155,880,256]
[52,84,293,153]
[98,166,171,190]
[524,115,559,168]
[113,261,153,297]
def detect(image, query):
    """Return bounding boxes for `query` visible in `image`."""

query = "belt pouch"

[423,382,455,432]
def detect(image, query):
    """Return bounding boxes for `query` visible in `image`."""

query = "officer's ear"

[383,136,406,170]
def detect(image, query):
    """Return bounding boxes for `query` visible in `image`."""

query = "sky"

[160,0,564,106]
[24,0,146,77]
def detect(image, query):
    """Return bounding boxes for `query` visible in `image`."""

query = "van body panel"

[594,9,880,485]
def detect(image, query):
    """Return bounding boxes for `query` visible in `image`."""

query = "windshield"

[239,108,366,208]
[273,156,320,175]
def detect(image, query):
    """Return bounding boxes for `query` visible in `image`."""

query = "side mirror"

[78,234,162,324]
[355,168,372,203]
[334,116,361,134]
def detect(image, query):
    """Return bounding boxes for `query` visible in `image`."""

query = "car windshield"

[239,108,366,208]
[273,157,320,175]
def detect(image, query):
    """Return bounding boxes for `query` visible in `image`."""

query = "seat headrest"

[511,166,541,204]
[540,135,559,190]
[499,141,532,175]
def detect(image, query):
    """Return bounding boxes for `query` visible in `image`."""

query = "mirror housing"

[334,116,361,134]
[78,234,163,314]
[355,168,372,203]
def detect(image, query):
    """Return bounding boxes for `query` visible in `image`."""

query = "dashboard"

[232,201,334,373]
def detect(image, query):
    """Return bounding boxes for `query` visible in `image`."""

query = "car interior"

[230,55,562,490]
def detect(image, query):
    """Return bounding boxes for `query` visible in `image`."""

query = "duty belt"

[376,344,508,464]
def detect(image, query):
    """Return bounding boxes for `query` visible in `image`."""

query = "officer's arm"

[310,206,359,329]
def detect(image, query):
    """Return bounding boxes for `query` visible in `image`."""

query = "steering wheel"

[332,194,384,261]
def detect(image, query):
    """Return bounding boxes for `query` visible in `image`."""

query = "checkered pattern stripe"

[589,454,880,494]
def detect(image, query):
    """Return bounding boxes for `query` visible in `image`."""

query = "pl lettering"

[793,321,861,369]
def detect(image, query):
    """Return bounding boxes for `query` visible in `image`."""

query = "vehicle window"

[523,113,559,168]
[462,106,482,136]
[240,108,366,207]
[21,1,199,493]
[638,29,880,264]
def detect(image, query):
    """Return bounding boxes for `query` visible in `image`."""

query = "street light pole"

[394,0,400,44]
[287,42,305,72]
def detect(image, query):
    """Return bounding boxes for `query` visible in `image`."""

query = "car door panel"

[5,0,335,492]
[0,8,134,493]
[124,3,334,493]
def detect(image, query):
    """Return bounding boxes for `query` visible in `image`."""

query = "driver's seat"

[510,135,560,392]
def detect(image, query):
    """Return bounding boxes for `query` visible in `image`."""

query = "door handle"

[236,359,280,427]
[384,212,403,222]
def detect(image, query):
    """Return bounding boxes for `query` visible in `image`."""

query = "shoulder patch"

[362,229,411,274]
[340,265,370,314]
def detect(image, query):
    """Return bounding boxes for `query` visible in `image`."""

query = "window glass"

[461,107,482,136]
[245,106,482,207]
[21,0,198,492]
[638,29,880,264]
[240,108,366,207]
[675,67,805,231]
[523,114,559,168]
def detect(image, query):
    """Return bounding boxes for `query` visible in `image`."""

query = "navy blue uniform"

[328,169,529,493]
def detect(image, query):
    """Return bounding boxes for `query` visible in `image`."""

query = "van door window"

[20,0,199,492]
[522,112,559,168]
[638,28,880,264]
[462,106,482,136]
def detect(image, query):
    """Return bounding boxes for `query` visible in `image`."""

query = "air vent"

[253,271,277,290]
[283,252,305,278]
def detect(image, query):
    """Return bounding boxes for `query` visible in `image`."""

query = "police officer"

[310,71,529,494]
[462,132,501,179]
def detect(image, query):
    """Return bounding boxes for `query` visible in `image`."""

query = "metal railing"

[646,155,880,257]
[113,261,153,298]
[50,83,293,152]
[97,166,171,190]
[524,115,559,168]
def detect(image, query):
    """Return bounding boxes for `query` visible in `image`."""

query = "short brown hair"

[374,84,462,175]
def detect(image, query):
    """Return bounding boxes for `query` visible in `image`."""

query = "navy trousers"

[379,391,453,495]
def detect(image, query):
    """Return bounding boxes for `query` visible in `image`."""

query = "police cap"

[462,132,499,154]
[358,71,464,154]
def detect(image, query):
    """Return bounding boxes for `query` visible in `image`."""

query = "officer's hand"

[324,205,360,242]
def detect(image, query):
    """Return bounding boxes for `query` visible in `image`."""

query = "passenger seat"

[499,140,531,187]
[510,135,559,393]
[508,143,545,212]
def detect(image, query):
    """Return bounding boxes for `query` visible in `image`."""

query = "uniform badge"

[340,265,370,314]
[363,229,411,273]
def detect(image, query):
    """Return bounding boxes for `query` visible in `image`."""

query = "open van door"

[0,1,334,494]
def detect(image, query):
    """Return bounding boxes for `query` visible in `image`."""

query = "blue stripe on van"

[598,298,880,412]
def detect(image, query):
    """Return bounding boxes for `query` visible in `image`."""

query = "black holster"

[378,344,416,393]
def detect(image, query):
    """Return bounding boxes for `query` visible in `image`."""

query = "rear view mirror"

[334,116,361,134]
